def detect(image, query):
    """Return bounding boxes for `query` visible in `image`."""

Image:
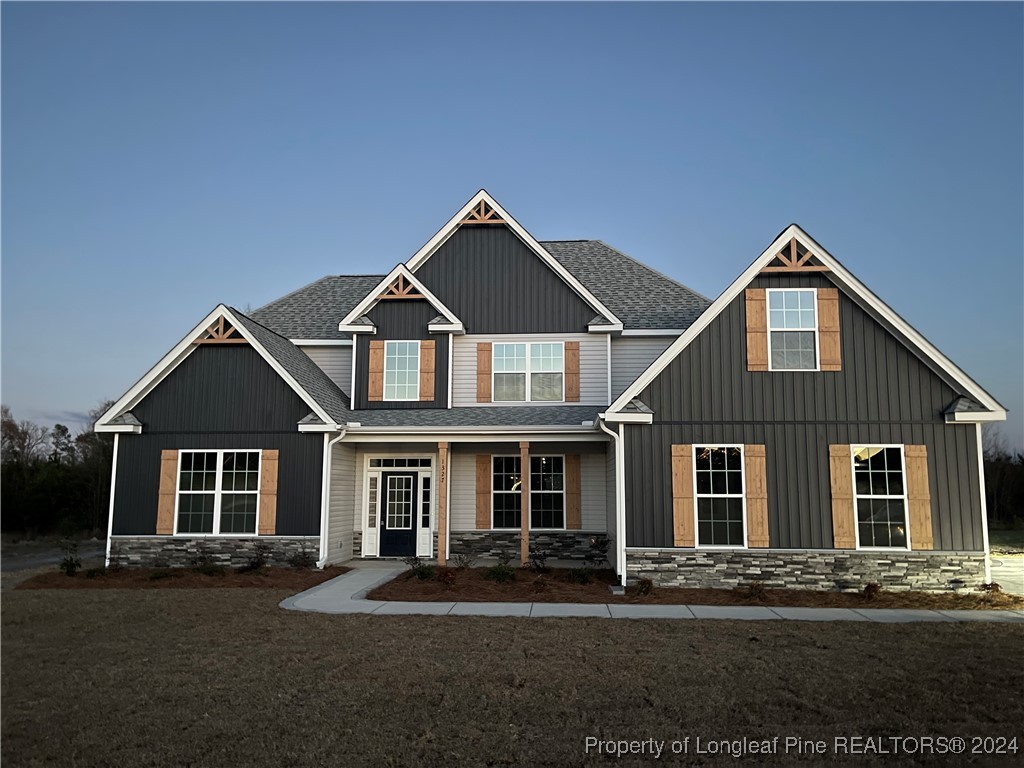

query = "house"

[95,190,1005,590]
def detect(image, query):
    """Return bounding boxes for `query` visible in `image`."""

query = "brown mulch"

[368,566,1024,611]
[16,565,350,591]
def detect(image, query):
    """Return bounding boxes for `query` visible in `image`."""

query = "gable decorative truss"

[404,190,623,332]
[338,264,464,334]
[760,238,830,273]
[602,224,1006,422]
[194,316,248,344]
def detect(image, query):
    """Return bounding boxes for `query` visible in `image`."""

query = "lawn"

[2,589,1022,767]
[990,527,1024,554]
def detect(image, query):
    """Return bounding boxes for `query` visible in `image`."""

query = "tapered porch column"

[520,440,529,565]
[437,442,449,565]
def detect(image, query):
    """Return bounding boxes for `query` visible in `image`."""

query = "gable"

[414,225,598,334]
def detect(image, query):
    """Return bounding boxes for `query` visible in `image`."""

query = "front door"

[378,472,418,557]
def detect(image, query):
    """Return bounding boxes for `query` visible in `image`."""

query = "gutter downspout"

[317,428,348,569]
[104,434,120,567]
[598,419,627,587]
[975,423,992,584]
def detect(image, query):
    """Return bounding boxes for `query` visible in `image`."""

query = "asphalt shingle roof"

[353,405,602,428]
[249,275,383,341]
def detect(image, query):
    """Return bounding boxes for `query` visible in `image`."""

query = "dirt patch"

[368,566,1024,611]
[15,565,349,591]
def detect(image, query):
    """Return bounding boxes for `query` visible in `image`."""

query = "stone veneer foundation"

[625,549,988,592]
[108,536,320,568]
[449,531,609,561]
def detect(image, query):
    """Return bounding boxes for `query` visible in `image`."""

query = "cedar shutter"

[156,450,178,535]
[564,342,580,402]
[565,454,582,529]
[476,343,492,403]
[475,455,491,529]
[817,287,841,371]
[258,450,279,535]
[829,445,856,548]
[905,445,934,550]
[419,340,435,402]
[671,444,695,547]
[746,288,768,371]
[744,445,769,547]
[368,340,385,402]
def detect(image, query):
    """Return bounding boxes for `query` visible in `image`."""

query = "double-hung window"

[694,446,745,547]
[384,340,420,401]
[492,342,564,402]
[768,289,818,370]
[177,450,260,534]
[853,446,908,548]
[491,456,565,529]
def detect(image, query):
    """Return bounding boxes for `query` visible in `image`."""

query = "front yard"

[3,587,1022,767]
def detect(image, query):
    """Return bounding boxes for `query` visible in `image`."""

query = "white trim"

[173,449,262,537]
[945,411,1006,424]
[619,329,686,337]
[104,434,119,567]
[337,264,464,330]
[317,431,347,568]
[598,412,653,424]
[95,424,142,434]
[298,423,336,433]
[587,321,623,333]
[428,322,464,334]
[850,444,912,552]
[360,452,435,558]
[606,224,1006,417]
[605,334,612,405]
[489,453,568,531]
[491,341,566,403]
[404,190,622,328]
[765,287,820,372]
[291,339,353,347]
[350,337,358,409]
[344,431,608,444]
[975,423,993,583]
[338,324,376,334]
[692,444,748,550]
[383,339,421,401]
[444,446,452,561]
[447,333,454,409]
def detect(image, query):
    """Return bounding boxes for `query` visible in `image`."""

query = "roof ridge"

[228,306,300,346]
[251,275,335,314]
[590,240,712,303]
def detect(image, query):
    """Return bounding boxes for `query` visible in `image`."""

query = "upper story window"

[177,450,260,535]
[767,289,818,371]
[384,341,420,401]
[853,446,908,549]
[492,342,564,402]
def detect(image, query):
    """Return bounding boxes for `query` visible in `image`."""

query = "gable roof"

[403,190,623,330]
[605,224,1007,420]
[337,264,464,333]
[250,274,383,341]
[543,240,711,331]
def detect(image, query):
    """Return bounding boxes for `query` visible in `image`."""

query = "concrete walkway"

[279,563,1024,623]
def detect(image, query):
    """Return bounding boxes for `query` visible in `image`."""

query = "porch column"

[437,442,449,565]
[520,440,530,565]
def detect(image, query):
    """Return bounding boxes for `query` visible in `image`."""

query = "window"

[853,446,908,548]
[369,457,432,468]
[768,289,817,370]
[694,446,745,547]
[177,450,260,534]
[492,342,564,402]
[384,341,420,400]
[491,456,565,529]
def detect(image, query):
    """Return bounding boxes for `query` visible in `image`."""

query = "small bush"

[239,542,272,573]
[742,581,767,601]
[59,541,81,577]
[531,575,549,593]
[485,564,516,583]
[526,542,550,573]
[84,567,106,579]
[863,582,883,600]
[451,553,478,570]
[585,536,610,568]
[435,566,457,589]
[287,547,317,570]
[567,567,593,585]
[148,570,174,581]
[980,582,1003,594]
[635,578,654,596]
[494,550,514,567]
[403,556,436,580]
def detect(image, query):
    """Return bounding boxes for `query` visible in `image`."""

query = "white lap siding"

[301,346,353,393]
[605,442,617,571]
[326,442,357,564]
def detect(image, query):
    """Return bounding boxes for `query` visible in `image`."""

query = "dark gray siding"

[414,226,597,334]
[354,299,449,410]
[113,345,323,535]
[625,273,983,551]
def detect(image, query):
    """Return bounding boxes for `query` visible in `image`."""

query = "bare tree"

[1,405,51,463]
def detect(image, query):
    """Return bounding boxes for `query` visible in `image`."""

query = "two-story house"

[95,190,1005,590]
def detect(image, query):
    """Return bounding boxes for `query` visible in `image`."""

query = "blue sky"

[3,2,1022,447]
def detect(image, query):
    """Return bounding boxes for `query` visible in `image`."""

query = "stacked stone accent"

[450,531,608,561]
[108,536,320,568]
[625,549,987,592]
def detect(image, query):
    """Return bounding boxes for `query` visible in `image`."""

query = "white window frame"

[383,340,421,401]
[766,287,820,372]
[489,454,566,531]
[491,454,523,530]
[360,453,435,557]
[174,449,262,536]
[691,444,748,549]
[529,454,567,531]
[491,341,565,403]
[851,444,912,551]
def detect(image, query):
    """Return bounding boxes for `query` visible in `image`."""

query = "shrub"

[635,578,654,596]
[239,542,272,573]
[84,567,106,579]
[980,582,1003,594]
[741,581,767,601]
[435,566,457,589]
[451,553,478,570]
[567,567,593,585]
[863,582,883,600]
[287,544,317,570]
[531,575,549,593]
[485,564,516,583]
[526,542,550,573]
[59,541,81,577]
[585,536,610,569]
[403,556,435,580]
[494,550,514,567]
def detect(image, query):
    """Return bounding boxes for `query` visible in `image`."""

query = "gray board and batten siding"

[353,299,450,410]
[112,345,324,536]
[413,226,599,334]
[624,272,984,552]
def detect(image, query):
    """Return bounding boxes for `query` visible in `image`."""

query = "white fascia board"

[945,410,1007,424]
[344,430,609,444]
[297,423,339,433]
[619,329,685,337]
[337,264,463,329]
[428,322,465,334]
[337,324,376,334]
[587,322,624,333]
[598,412,654,424]
[94,424,143,434]
[404,189,622,328]
[606,224,1006,416]
[291,339,353,346]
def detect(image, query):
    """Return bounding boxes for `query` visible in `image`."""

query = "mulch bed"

[16,565,350,590]
[368,566,1024,610]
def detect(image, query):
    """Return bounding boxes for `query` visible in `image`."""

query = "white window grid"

[384,474,414,530]
[490,455,566,530]
[362,454,435,556]
[175,449,261,536]
[492,342,565,402]
[384,340,420,401]
[691,444,747,549]
[766,288,820,372]
[851,444,911,551]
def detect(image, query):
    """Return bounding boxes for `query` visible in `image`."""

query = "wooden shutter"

[829,444,856,548]
[156,450,178,535]
[565,454,582,529]
[905,445,934,550]
[745,288,768,371]
[671,444,695,547]
[476,342,492,403]
[419,340,435,402]
[368,340,385,402]
[564,342,580,402]
[258,450,279,535]
[817,287,841,371]
[744,445,769,547]
[475,455,491,529]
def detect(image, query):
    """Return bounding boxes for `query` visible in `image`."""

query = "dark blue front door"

[378,472,418,557]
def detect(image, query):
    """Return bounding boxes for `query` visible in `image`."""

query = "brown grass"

[15,565,349,591]
[2,588,1022,767]
[369,567,1024,611]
